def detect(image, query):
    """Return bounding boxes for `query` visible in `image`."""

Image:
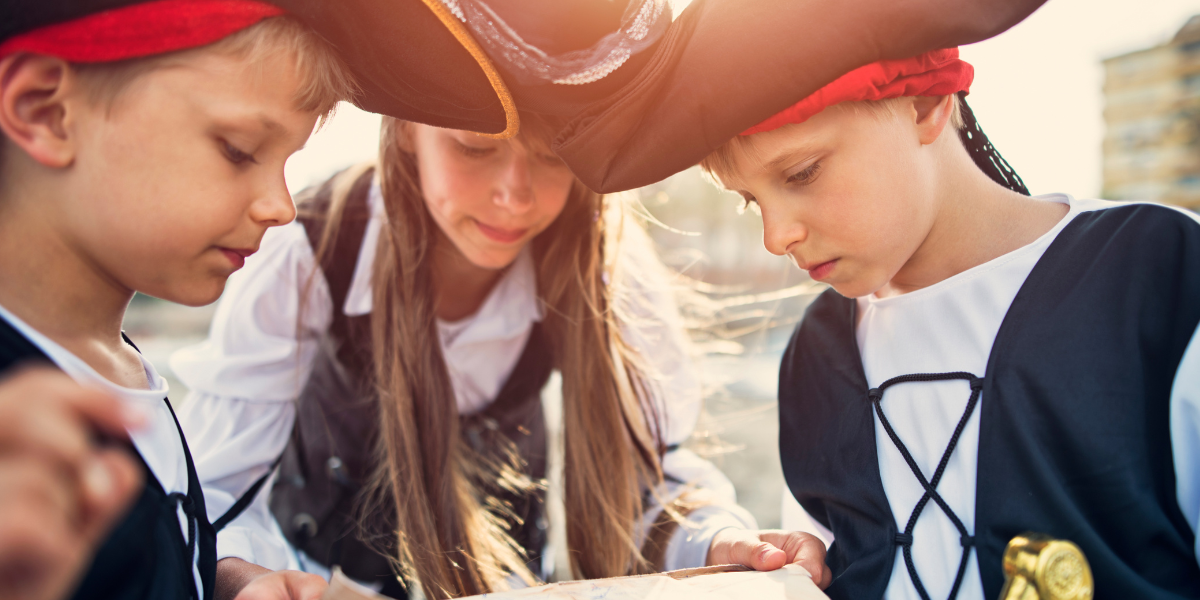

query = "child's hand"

[0,366,144,600]
[231,569,328,600]
[707,528,832,589]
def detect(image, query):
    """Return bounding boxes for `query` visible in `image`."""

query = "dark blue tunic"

[779,204,1200,599]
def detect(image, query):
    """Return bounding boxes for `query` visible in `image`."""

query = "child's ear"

[910,95,955,146]
[0,54,78,169]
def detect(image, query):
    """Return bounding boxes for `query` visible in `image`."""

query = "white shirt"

[171,179,754,575]
[0,303,204,600]
[781,196,1200,600]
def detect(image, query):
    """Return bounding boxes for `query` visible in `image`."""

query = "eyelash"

[455,141,496,159]
[221,140,257,166]
[787,162,821,185]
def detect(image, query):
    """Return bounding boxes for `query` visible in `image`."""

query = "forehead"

[131,51,314,133]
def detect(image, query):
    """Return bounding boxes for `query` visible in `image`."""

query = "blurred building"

[1102,16,1200,209]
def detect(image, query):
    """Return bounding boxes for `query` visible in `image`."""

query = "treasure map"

[320,564,830,600]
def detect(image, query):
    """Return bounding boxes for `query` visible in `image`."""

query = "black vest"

[779,204,1200,600]
[266,168,553,594]
[0,316,217,600]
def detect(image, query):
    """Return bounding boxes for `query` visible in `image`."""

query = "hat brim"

[273,0,517,137]
[551,0,1049,193]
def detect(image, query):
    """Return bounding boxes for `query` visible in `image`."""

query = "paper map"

[321,564,829,600]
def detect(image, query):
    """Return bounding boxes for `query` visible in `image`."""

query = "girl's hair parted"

[308,113,667,599]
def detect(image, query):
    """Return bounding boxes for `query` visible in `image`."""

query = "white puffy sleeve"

[614,230,757,571]
[1171,321,1200,570]
[171,221,333,569]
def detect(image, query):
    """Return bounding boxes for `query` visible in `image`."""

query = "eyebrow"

[257,115,285,133]
[760,142,821,173]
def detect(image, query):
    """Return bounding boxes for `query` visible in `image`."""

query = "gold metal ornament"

[1000,533,1093,600]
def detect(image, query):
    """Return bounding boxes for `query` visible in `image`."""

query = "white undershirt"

[171,178,754,575]
[0,303,203,600]
[781,196,1200,599]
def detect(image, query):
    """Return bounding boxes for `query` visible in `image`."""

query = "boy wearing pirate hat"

[518,2,1200,596]
[692,49,1200,600]
[0,1,526,599]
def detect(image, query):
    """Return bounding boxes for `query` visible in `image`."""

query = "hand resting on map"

[707,529,832,589]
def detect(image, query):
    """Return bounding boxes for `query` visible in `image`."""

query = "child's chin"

[151,280,228,307]
[828,280,874,300]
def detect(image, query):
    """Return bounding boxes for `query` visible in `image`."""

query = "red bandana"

[0,0,285,63]
[742,48,974,136]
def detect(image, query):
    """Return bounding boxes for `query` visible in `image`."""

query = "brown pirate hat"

[1,0,519,137]
[450,0,1048,192]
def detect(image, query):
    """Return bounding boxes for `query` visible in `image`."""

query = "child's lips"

[474,220,529,244]
[804,259,838,281]
[218,247,256,270]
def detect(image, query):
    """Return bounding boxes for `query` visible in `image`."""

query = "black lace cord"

[868,372,984,600]
[956,92,1030,196]
[168,492,199,600]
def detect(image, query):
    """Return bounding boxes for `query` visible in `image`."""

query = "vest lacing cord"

[167,491,200,600]
[868,372,983,600]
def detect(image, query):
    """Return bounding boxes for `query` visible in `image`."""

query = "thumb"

[79,448,142,545]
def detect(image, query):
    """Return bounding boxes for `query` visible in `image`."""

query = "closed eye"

[786,162,821,185]
[454,139,497,159]
[220,139,258,166]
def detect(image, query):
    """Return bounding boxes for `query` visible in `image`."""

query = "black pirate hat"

[1,0,518,137]
[447,0,1048,192]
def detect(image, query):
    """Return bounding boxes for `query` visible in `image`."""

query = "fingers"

[0,366,146,600]
[0,458,94,600]
[284,571,328,600]
[758,530,833,589]
[707,528,788,571]
[231,571,329,600]
[78,449,143,546]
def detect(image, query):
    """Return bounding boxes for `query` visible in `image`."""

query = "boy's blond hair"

[700,95,964,188]
[75,15,356,121]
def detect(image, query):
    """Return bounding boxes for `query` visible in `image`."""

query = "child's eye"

[786,162,821,185]
[220,140,258,165]
[454,140,496,159]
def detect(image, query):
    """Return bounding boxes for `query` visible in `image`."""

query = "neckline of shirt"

[0,301,168,403]
[347,177,544,349]
[860,193,1078,309]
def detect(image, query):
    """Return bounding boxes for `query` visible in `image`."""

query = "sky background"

[284,0,1200,199]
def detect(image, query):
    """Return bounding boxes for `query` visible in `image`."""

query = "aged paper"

[321,564,829,600]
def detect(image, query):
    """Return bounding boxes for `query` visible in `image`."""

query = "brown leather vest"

[268,168,552,593]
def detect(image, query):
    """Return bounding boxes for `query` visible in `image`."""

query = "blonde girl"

[173,114,829,600]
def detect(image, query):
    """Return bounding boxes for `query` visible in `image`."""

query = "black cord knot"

[868,388,884,402]
[961,534,976,548]
[169,492,195,516]
[895,533,914,547]
[969,377,984,392]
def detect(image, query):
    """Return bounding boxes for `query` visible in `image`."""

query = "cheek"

[533,170,573,223]
[417,153,492,222]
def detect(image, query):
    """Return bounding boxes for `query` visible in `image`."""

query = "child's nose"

[762,210,807,257]
[250,180,297,227]
[495,155,535,214]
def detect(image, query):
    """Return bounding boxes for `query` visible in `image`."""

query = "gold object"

[1000,533,1093,600]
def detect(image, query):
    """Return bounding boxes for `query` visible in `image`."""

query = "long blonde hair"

[311,115,667,599]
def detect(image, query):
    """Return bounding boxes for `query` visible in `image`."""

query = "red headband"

[742,48,973,136]
[0,0,285,63]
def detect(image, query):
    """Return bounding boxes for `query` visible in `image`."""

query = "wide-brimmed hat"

[456,0,1047,192]
[1,0,519,137]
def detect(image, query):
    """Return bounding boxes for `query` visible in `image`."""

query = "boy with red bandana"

[0,4,354,599]
[702,49,1200,599]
